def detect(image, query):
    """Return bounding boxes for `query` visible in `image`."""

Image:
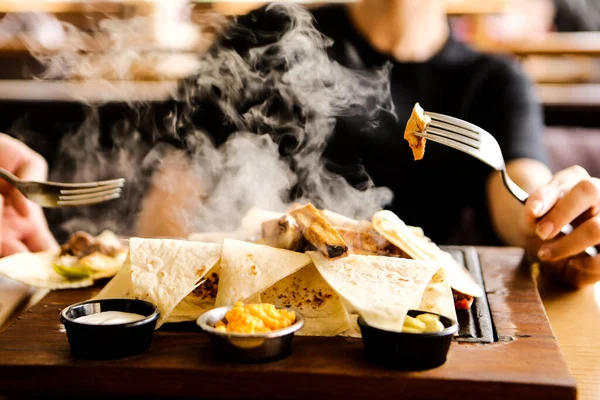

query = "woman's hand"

[523,165,600,288]
[0,133,58,257]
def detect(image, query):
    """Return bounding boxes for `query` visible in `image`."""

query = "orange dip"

[215,302,296,333]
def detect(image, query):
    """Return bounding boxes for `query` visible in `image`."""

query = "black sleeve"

[464,56,549,166]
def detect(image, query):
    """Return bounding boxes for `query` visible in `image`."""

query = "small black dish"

[358,310,458,371]
[60,298,160,360]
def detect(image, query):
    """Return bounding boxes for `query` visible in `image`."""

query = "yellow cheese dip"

[76,311,146,325]
[215,302,296,333]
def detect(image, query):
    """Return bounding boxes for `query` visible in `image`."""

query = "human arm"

[478,62,600,288]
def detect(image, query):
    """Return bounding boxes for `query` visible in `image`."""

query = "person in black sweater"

[307,0,600,288]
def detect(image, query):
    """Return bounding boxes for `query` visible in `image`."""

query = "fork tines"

[56,178,125,207]
[424,112,481,149]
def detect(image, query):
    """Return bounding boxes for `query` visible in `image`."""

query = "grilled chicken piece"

[335,227,410,258]
[289,203,348,259]
[404,103,431,161]
[261,215,302,250]
[320,209,372,231]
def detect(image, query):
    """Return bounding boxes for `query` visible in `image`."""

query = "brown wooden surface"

[538,277,600,400]
[0,247,576,399]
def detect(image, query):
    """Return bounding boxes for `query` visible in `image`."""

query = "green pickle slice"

[53,256,93,280]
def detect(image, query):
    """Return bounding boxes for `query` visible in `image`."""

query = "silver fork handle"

[501,170,597,257]
[0,167,20,186]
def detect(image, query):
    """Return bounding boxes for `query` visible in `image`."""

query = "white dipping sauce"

[76,311,147,325]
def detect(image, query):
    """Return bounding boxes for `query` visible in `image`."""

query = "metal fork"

[0,168,125,208]
[416,111,597,257]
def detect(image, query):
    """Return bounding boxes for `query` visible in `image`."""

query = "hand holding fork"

[0,134,124,256]
[414,112,600,288]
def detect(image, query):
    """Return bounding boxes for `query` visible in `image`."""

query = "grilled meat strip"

[261,215,303,250]
[289,203,348,259]
[335,227,410,258]
[60,231,119,258]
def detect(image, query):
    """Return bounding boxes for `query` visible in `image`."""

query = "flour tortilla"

[415,267,457,322]
[167,264,220,323]
[129,238,221,327]
[0,250,111,290]
[0,231,127,290]
[261,264,351,336]
[94,260,216,324]
[188,231,251,244]
[0,251,93,289]
[215,239,311,307]
[309,252,440,332]
[339,268,456,338]
[167,295,216,323]
[373,210,483,298]
[94,259,133,299]
[168,292,261,323]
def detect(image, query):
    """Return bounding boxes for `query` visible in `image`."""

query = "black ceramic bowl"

[358,310,458,371]
[60,298,160,360]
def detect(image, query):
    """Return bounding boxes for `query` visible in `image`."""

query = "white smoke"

[15,3,396,239]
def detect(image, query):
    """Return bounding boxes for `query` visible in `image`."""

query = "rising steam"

[14,3,395,239]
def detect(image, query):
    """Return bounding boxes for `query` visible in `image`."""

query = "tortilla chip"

[261,264,351,336]
[215,239,311,307]
[129,238,221,327]
[373,210,483,298]
[310,252,440,332]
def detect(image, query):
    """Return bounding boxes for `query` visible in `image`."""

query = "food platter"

[0,246,575,399]
[0,206,576,399]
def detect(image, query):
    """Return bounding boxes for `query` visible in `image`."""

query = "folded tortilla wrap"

[373,210,483,298]
[261,264,352,336]
[167,264,220,323]
[415,267,457,322]
[309,252,440,332]
[215,239,312,307]
[129,238,221,327]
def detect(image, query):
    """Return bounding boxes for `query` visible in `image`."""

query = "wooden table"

[0,247,576,399]
[538,277,600,400]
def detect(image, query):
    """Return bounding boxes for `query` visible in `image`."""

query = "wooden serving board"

[0,247,576,400]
